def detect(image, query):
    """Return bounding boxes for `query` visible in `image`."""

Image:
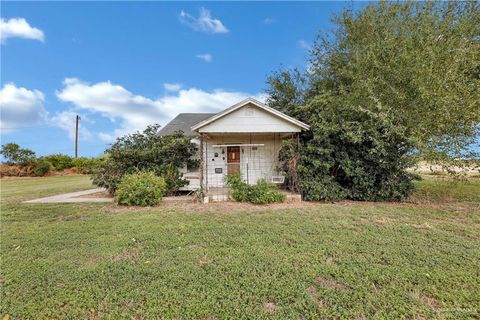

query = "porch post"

[199,133,205,192]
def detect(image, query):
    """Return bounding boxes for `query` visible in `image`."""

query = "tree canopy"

[268,1,480,161]
[268,1,479,201]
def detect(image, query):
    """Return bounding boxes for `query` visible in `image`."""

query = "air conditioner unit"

[271,176,285,184]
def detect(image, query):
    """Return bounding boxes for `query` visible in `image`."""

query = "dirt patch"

[196,256,211,266]
[419,293,440,310]
[103,190,479,215]
[410,290,440,310]
[315,276,347,289]
[323,256,335,266]
[373,217,394,226]
[105,200,320,215]
[306,286,326,308]
[263,302,277,315]
[112,244,143,262]
[412,223,433,230]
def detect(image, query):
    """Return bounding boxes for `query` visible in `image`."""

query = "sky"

[0,1,361,157]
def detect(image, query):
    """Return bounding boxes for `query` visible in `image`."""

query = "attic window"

[244,107,254,116]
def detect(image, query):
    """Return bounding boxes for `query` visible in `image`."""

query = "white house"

[158,98,310,200]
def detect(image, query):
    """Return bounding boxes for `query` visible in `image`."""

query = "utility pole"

[75,115,80,158]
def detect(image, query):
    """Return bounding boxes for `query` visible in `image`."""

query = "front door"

[227,146,240,176]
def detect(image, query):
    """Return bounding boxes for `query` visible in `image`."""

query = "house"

[158,98,310,201]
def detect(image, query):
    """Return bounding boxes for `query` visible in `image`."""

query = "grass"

[1,176,479,319]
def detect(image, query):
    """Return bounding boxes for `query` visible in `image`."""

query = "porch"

[200,133,291,190]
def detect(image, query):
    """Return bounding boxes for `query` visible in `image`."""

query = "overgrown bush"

[92,125,197,195]
[33,159,52,176]
[0,143,36,166]
[42,154,74,170]
[115,172,166,206]
[278,94,416,201]
[227,175,285,204]
[72,157,104,174]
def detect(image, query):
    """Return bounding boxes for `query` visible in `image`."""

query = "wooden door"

[227,146,240,176]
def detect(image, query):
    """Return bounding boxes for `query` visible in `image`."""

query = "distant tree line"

[0,143,103,176]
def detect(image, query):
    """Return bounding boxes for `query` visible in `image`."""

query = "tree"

[92,125,197,194]
[0,143,36,166]
[269,2,480,200]
[268,1,480,161]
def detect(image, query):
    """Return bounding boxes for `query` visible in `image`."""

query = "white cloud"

[298,39,311,50]
[0,83,48,131]
[51,111,93,141]
[0,18,45,44]
[163,83,182,92]
[196,53,213,62]
[56,78,165,135]
[56,78,264,141]
[179,8,229,34]
[98,132,115,143]
[263,17,275,25]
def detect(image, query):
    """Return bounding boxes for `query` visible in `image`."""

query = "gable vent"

[244,107,254,116]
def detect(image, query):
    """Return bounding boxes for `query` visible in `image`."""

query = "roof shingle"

[158,113,216,136]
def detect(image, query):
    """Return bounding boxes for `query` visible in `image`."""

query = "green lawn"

[1,176,479,319]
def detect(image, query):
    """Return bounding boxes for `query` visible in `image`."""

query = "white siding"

[198,103,302,133]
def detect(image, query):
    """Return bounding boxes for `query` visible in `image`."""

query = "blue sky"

[1,2,360,157]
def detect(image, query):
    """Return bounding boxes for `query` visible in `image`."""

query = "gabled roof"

[158,113,216,136]
[191,97,310,131]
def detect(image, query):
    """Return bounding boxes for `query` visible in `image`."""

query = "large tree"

[268,1,480,161]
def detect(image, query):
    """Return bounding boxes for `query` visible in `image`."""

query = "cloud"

[51,111,93,141]
[263,17,275,25]
[298,39,311,50]
[196,53,213,62]
[56,78,264,141]
[56,78,166,135]
[163,83,182,92]
[0,83,48,131]
[179,8,229,34]
[98,132,116,143]
[0,18,45,44]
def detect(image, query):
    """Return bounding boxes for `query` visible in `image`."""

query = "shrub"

[0,143,36,166]
[33,159,52,176]
[115,172,166,206]
[278,94,416,201]
[92,125,197,195]
[42,154,74,170]
[227,175,286,204]
[72,157,104,174]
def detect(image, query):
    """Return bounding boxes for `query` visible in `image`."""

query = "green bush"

[72,157,104,174]
[115,172,166,206]
[277,94,416,201]
[33,159,52,176]
[227,175,286,204]
[42,154,74,170]
[92,125,197,195]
